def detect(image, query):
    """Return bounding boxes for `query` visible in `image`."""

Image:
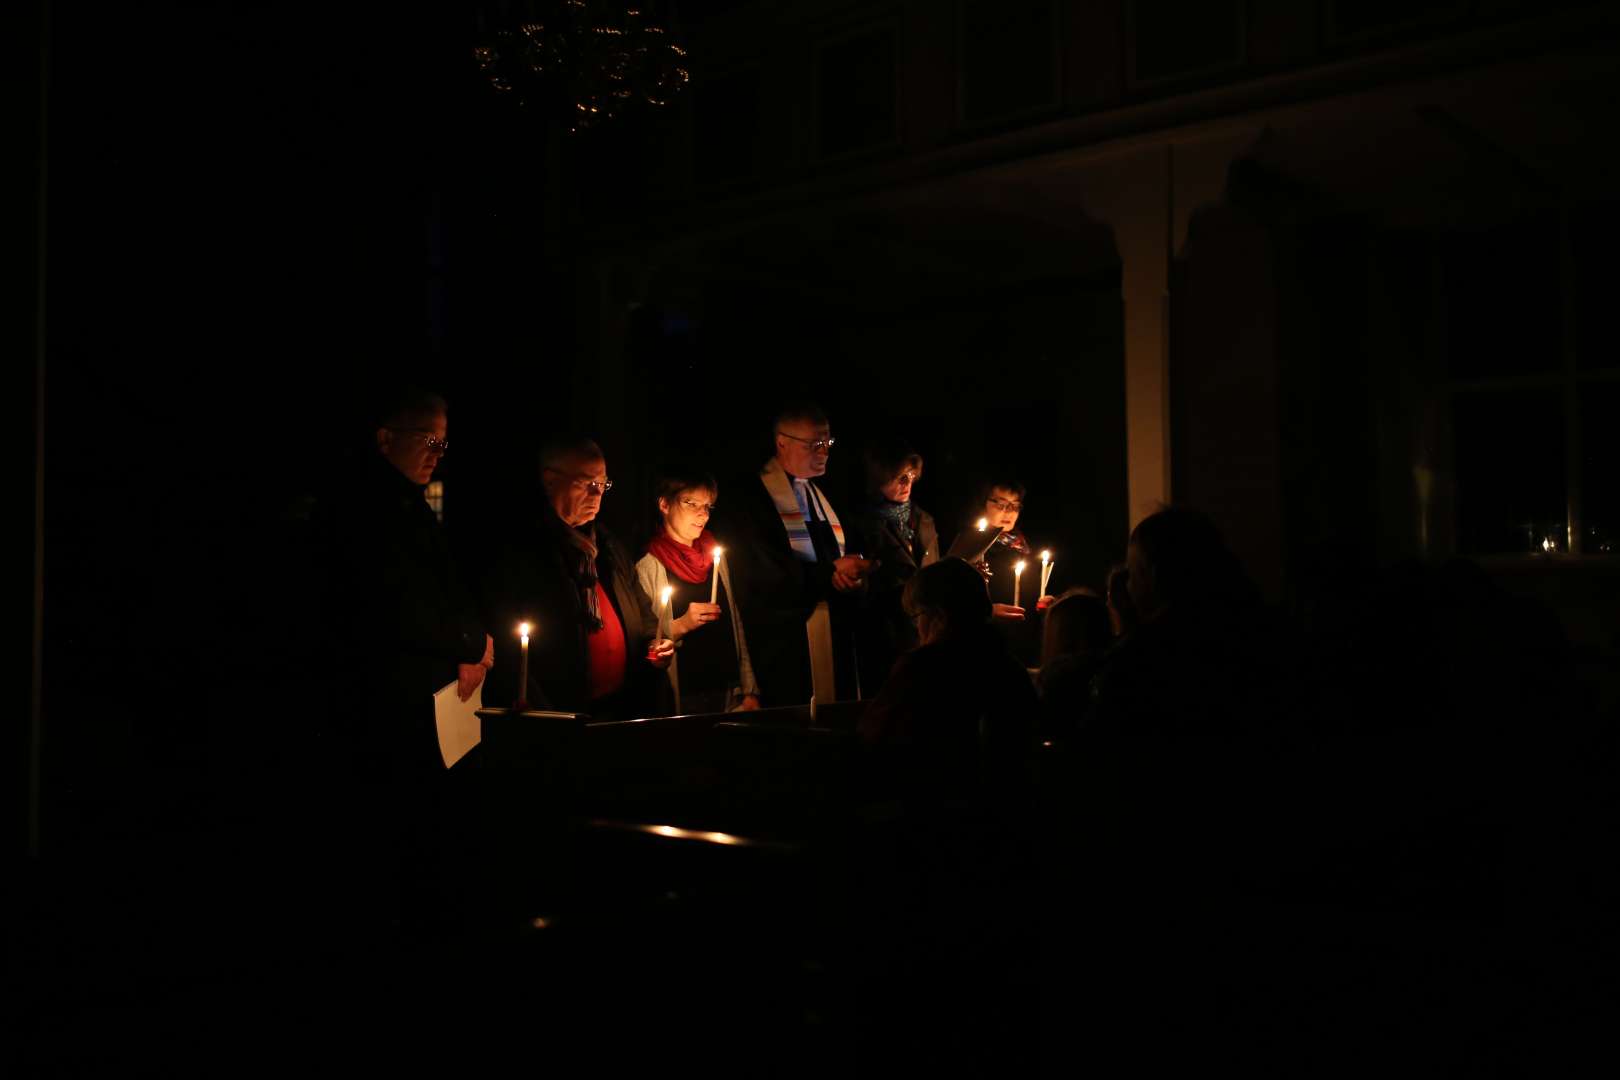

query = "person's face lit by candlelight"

[543,451,611,527]
[775,419,833,478]
[881,468,917,504]
[658,486,716,547]
[377,411,448,486]
[983,486,1022,532]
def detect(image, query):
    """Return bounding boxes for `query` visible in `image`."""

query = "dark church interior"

[17,1,1620,1073]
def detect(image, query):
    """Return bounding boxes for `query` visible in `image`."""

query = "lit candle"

[660,584,673,631]
[710,546,724,604]
[1013,559,1026,608]
[1039,550,1051,596]
[517,622,531,708]
[970,516,1005,561]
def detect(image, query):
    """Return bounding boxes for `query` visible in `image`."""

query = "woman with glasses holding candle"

[636,468,760,715]
[945,474,1053,666]
[852,437,939,695]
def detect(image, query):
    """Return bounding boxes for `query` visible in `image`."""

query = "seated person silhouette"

[1037,589,1111,739]
[860,557,1037,799]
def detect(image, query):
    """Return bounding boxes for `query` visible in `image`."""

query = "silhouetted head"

[1127,507,1255,620]
[903,557,993,645]
[1106,562,1138,637]
[1042,590,1112,665]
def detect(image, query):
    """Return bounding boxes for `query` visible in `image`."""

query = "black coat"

[850,501,939,694]
[946,523,1043,667]
[311,454,487,775]
[479,507,659,719]
[714,469,861,706]
[858,623,1037,800]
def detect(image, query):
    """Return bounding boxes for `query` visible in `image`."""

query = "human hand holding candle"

[674,601,721,636]
[646,637,676,668]
[991,602,1026,623]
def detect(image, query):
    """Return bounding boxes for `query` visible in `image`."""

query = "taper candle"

[517,622,531,707]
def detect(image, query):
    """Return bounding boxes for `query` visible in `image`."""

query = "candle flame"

[1040,549,1051,563]
[976,517,989,531]
[713,545,724,560]
[1015,559,1027,572]
[1542,537,1554,552]
[518,621,531,637]
[660,585,673,606]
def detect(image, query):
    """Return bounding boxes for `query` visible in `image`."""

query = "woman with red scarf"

[636,469,761,715]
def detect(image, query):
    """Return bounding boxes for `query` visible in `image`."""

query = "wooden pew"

[569,705,812,824]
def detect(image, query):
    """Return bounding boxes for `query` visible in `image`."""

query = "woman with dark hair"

[945,474,1053,666]
[852,437,940,694]
[636,469,760,715]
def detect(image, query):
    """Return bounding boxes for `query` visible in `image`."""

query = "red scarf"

[647,528,717,584]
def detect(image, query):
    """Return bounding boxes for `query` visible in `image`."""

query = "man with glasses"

[317,387,493,771]
[481,434,672,719]
[717,403,874,706]
[311,386,492,929]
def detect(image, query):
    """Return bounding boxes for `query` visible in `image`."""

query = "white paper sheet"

[433,679,482,768]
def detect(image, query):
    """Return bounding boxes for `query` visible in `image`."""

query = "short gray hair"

[539,433,605,473]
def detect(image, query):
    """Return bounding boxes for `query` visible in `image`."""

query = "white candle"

[660,585,673,632]
[1039,550,1051,596]
[710,546,724,604]
[517,622,531,707]
[1014,559,1026,608]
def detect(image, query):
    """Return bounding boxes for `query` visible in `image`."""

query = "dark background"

[26,1,1119,863]
[21,0,1620,855]
[17,8,1620,1069]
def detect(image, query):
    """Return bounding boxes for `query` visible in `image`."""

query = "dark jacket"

[851,501,939,694]
[714,467,861,706]
[859,623,1037,797]
[479,506,659,719]
[312,454,487,775]
[947,523,1042,667]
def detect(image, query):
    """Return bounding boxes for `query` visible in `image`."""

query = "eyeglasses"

[678,497,717,514]
[987,496,1022,513]
[776,430,836,454]
[545,467,613,495]
[892,471,917,485]
[390,429,449,453]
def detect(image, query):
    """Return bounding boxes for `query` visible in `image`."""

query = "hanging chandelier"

[473,1,690,133]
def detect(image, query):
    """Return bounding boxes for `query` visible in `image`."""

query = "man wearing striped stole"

[717,403,875,707]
